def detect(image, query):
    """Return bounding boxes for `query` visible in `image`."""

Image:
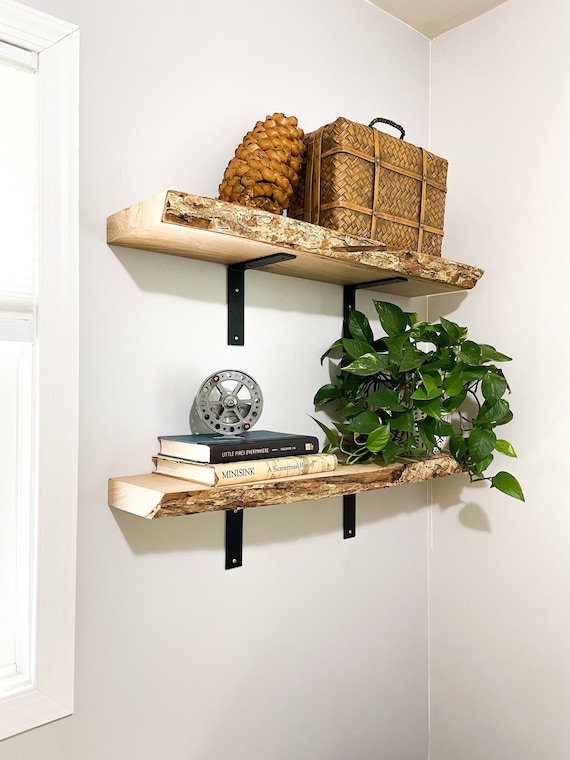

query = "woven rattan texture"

[289,117,447,255]
[321,118,372,155]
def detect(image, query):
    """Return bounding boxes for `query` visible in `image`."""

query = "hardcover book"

[157,430,319,464]
[154,452,337,486]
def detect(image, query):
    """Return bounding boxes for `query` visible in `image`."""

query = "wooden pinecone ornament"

[218,113,305,214]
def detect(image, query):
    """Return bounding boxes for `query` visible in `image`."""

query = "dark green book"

[157,429,319,464]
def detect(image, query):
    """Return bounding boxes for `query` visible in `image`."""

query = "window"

[0,0,79,740]
[0,39,35,689]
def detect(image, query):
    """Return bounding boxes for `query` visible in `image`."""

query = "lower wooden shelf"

[108,454,462,519]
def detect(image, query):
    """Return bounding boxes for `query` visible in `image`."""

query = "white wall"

[2,1,433,758]
[429,1,570,757]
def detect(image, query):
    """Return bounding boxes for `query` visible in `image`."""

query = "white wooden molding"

[0,1,79,741]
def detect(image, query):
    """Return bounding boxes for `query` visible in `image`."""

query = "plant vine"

[312,300,524,501]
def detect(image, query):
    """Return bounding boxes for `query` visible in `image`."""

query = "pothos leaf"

[479,344,512,363]
[309,416,339,447]
[339,400,365,419]
[417,420,437,450]
[339,373,370,400]
[476,399,510,425]
[495,439,517,457]
[440,316,468,344]
[468,427,497,461]
[347,411,381,434]
[382,440,405,463]
[414,398,443,419]
[365,424,391,452]
[491,471,525,501]
[390,410,415,432]
[412,373,442,401]
[343,353,390,376]
[449,434,466,461]
[481,371,508,404]
[366,387,405,411]
[399,347,426,372]
[313,384,340,406]
[442,372,466,398]
[441,389,467,413]
[472,454,494,477]
[459,340,483,365]
[374,300,408,337]
[347,309,374,343]
[320,339,343,364]
[342,338,375,359]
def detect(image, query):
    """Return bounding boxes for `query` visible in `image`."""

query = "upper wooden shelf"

[108,454,462,520]
[107,191,483,298]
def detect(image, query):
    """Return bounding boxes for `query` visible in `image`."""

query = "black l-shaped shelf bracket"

[225,509,244,569]
[225,495,357,568]
[341,275,408,538]
[343,493,356,539]
[227,252,297,345]
[343,276,408,335]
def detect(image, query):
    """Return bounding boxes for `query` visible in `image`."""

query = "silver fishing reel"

[195,369,263,436]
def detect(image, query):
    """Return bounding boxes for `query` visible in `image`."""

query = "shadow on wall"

[111,246,343,318]
[111,481,431,557]
[432,474,492,532]
[427,290,469,321]
[428,289,504,534]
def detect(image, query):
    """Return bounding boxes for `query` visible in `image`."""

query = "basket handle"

[368,117,405,140]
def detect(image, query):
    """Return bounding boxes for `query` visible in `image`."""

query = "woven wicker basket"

[289,116,448,256]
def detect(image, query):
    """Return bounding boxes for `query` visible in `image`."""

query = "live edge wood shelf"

[107,191,483,297]
[106,191,477,566]
[108,455,462,520]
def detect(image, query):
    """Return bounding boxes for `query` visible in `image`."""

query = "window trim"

[0,0,78,740]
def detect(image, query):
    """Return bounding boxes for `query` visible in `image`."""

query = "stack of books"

[153,429,337,486]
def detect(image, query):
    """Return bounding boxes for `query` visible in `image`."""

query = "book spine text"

[212,439,317,463]
[214,453,336,485]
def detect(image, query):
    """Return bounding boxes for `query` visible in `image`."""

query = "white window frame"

[0,0,78,740]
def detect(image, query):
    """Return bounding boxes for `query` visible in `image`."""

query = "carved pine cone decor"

[218,113,305,214]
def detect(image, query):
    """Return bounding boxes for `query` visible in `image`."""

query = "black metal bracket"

[227,253,297,345]
[225,509,244,569]
[343,276,408,336]
[343,493,356,539]
[341,276,407,534]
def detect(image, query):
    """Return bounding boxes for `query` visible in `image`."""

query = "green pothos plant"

[313,300,524,501]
